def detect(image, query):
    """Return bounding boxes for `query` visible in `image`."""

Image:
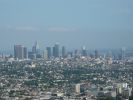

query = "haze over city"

[0,0,133,50]
[1,1,133,100]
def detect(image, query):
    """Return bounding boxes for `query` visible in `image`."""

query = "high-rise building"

[62,46,66,58]
[14,45,27,59]
[53,46,56,57]
[95,50,99,59]
[43,49,48,60]
[74,49,80,57]
[23,47,28,59]
[32,41,39,54]
[14,45,23,59]
[31,41,41,59]
[46,47,52,59]
[82,46,87,57]
[32,46,36,53]
[120,47,126,61]
[53,43,59,58]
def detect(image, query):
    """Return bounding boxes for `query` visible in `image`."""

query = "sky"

[0,0,133,51]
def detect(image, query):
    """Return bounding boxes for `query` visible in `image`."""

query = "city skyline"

[0,0,133,50]
[0,1,133,99]
[0,41,132,54]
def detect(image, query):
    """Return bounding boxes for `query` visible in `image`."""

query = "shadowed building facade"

[14,45,27,59]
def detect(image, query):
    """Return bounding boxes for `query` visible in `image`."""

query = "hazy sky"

[0,0,133,50]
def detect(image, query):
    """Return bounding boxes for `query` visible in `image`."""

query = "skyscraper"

[32,46,36,53]
[43,49,48,60]
[32,41,41,59]
[62,46,66,58]
[74,49,79,57]
[53,46,56,58]
[121,47,126,61]
[14,45,27,59]
[23,47,28,59]
[46,47,52,59]
[53,43,59,58]
[32,41,39,54]
[82,46,87,57]
[95,50,99,59]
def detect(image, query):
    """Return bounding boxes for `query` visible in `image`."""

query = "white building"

[75,84,80,94]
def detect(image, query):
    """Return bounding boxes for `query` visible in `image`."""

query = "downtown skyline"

[0,1,133,99]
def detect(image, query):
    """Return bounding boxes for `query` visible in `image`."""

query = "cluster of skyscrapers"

[13,42,126,61]
[14,42,67,60]
[13,43,105,60]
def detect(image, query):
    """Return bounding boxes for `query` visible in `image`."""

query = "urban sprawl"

[0,42,133,100]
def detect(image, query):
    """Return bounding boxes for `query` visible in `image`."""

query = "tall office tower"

[53,43,59,58]
[62,46,66,58]
[120,47,126,61]
[23,47,28,59]
[35,41,40,53]
[95,50,99,59]
[43,49,48,60]
[74,49,79,57]
[46,47,52,59]
[32,41,39,53]
[82,46,87,57]
[32,46,36,53]
[53,46,56,57]
[32,41,41,59]
[14,45,27,59]
[14,45,23,59]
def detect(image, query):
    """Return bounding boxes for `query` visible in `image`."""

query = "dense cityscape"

[0,42,133,100]
[1,0,133,100]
